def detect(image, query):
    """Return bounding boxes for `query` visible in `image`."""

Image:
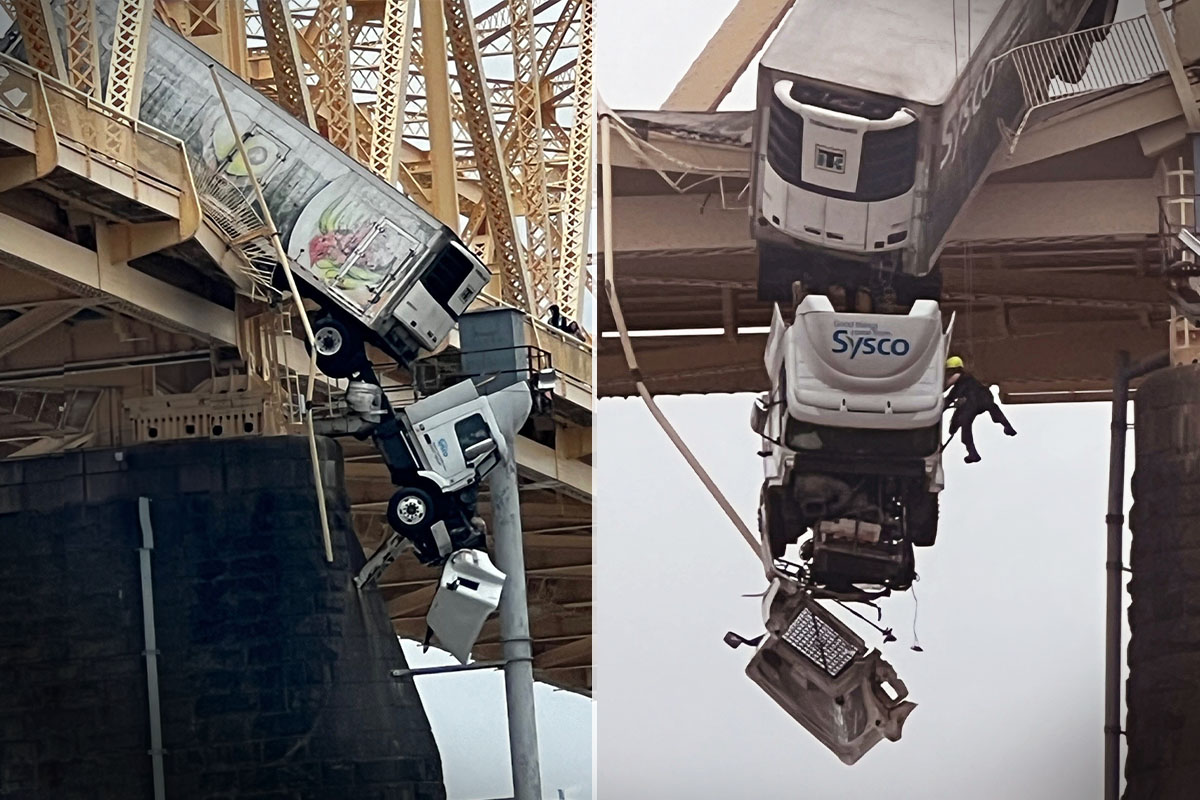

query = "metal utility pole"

[490,443,543,800]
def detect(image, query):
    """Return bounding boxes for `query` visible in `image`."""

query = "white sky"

[402,642,593,799]
[596,396,1131,799]
[595,0,1143,797]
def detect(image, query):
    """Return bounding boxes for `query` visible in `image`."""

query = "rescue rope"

[211,69,333,563]
[600,111,763,560]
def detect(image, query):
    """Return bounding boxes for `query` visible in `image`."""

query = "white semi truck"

[752,295,952,601]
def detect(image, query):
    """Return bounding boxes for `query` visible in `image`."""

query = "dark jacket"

[945,373,993,411]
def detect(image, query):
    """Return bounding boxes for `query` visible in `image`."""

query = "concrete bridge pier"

[1127,365,1200,798]
[0,436,444,800]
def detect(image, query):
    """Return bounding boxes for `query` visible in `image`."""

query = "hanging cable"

[600,110,763,562]
[910,578,924,652]
[952,0,960,74]
[211,68,333,563]
[832,597,897,643]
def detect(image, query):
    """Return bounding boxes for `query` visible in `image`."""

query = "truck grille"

[782,604,861,678]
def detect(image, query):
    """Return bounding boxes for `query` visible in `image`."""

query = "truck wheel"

[387,486,435,537]
[908,493,939,547]
[310,316,363,378]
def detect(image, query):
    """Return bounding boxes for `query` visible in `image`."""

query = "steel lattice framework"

[105,0,152,115]
[65,0,102,97]
[2,0,591,317]
[228,0,591,321]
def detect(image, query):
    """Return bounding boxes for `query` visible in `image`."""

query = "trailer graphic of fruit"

[288,175,420,314]
[205,109,288,184]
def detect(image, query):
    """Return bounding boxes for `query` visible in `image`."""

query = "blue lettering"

[831,333,913,359]
[832,330,850,353]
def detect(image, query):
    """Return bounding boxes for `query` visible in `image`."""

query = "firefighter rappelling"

[944,356,1018,463]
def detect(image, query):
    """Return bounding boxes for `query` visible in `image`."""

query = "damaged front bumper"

[741,581,916,764]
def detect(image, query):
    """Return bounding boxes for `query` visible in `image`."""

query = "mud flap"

[744,583,916,764]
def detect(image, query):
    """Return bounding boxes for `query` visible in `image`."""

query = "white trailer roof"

[759,0,1007,107]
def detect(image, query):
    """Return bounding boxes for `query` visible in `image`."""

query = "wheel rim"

[396,495,427,526]
[315,326,343,356]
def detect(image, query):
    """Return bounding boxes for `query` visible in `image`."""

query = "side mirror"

[750,394,769,435]
[464,439,497,463]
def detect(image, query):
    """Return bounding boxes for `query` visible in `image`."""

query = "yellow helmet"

[946,356,964,370]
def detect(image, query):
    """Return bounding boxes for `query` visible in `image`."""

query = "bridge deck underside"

[599,236,1170,402]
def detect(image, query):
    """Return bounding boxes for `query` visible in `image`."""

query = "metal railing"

[997,15,1166,150]
[1159,194,1199,271]
[0,51,190,195]
[192,161,282,299]
[412,345,553,399]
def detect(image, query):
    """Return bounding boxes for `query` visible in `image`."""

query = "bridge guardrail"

[997,15,1167,151]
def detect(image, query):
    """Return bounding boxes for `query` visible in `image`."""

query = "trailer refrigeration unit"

[750,0,1116,308]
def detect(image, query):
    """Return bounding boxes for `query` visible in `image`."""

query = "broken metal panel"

[425,548,506,663]
[744,583,916,764]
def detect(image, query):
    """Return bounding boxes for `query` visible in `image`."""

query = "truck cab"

[752,296,951,600]
[356,378,533,567]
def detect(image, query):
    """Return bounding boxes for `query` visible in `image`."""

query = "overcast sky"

[596,396,1128,799]
[402,641,593,799]
[594,0,1141,797]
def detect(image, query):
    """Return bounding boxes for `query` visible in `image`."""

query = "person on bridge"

[944,356,1016,464]
[547,304,585,341]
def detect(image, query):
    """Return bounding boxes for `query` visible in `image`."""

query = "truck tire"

[310,316,364,378]
[387,486,436,538]
[908,493,939,547]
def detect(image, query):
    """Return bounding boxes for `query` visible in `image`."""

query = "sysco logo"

[832,330,911,359]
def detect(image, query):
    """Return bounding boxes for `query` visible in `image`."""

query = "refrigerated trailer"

[751,0,1117,305]
[83,0,492,373]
